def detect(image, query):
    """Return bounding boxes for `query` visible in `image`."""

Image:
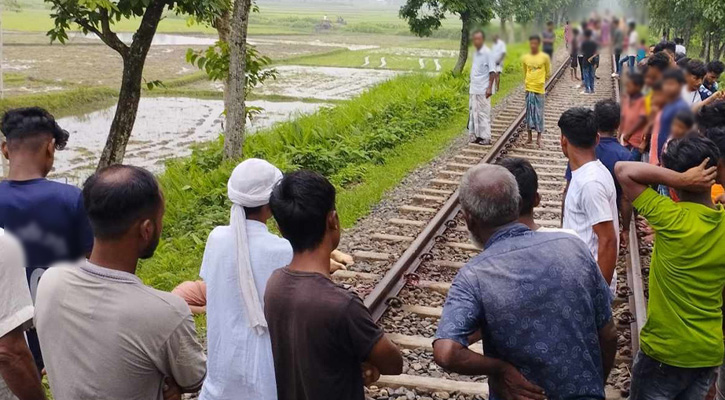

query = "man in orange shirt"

[620,71,647,160]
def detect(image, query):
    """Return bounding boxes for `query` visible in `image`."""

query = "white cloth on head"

[226,158,283,336]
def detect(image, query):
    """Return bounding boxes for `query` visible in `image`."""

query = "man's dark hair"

[706,60,725,76]
[82,165,162,239]
[1,107,69,151]
[572,27,579,35]
[664,41,676,54]
[270,170,336,253]
[498,157,538,216]
[685,59,707,79]
[529,35,541,42]
[674,109,695,129]
[472,29,485,38]
[697,100,725,132]
[661,136,720,173]
[547,21,554,26]
[628,21,636,29]
[662,68,686,84]
[558,107,598,148]
[594,100,621,133]
[584,29,592,38]
[647,52,671,71]
[704,126,725,159]
[674,37,684,45]
[676,57,691,69]
[612,17,619,24]
[628,71,645,87]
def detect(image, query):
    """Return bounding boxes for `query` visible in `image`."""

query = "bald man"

[432,164,616,400]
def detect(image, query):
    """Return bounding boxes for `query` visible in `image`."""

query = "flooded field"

[51,97,325,184]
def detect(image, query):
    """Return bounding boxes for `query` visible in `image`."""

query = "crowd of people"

[1,16,725,400]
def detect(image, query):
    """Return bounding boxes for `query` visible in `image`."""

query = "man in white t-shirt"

[559,108,619,294]
[468,30,496,146]
[491,35,507,93]
[498,157,580,237]
[0,229,45,400]
[674,38,686,56]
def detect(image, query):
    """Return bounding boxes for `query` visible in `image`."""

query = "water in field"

[51,97,324,184]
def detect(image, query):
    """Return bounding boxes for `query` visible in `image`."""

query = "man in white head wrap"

[198,158,291,400]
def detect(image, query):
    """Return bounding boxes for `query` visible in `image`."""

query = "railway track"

[328,53,649,400]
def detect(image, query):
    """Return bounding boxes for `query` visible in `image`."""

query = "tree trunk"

[96,0,165,169]
[213,9,232,131]
[453,12,471,76]
[224,0,252,159]
[500,18,506,39]
[715,41,725,62]
[506,18,514,43]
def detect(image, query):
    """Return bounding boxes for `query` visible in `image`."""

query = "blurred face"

[625,79,642,96]
[685,72,702,89]
[652,90,666,107]
[645,67,663,88]
[670,120,689,139]
[529,38,540,53]
[547,23,553,31]
[139,190,165,260]
[663,78,683,98]
[472,33,484,50]
[705,71,720,85]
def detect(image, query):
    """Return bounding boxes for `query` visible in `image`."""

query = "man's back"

[199,222,292,400]
[34,262,206,400]
[0,179,93,284]
[436,224,612,399]
[633,188,725,368]
[264,268,383,400]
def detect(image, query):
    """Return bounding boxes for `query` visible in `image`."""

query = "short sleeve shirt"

[621,95,647,148]
[470,46,495,95]
[264,268,383,400]
[522,52,551,94]
[542,30,555,51]
[34,262,207,399]
[0,229,35,400]
[633,188,725,367]
[435,224,612,400]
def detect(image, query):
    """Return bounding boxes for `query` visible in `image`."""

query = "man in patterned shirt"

[433,164,617,400]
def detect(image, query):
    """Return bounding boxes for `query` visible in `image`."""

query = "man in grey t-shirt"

[542,21,555,60]
[35,166,206,400]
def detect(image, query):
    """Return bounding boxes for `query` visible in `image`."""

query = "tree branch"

[99,9,130,57]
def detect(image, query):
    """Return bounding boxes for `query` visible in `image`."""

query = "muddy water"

[51,97,324,184]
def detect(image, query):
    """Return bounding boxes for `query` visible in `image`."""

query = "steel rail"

[365,57,570,321]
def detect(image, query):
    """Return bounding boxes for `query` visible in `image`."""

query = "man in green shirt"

[616,135,725,400]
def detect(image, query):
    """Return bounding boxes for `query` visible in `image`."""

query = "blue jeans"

[582,63,595,93]
[630,350,717,400]
[618,55,635,74]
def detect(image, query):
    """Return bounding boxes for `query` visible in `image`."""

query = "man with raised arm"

[616,136,725,400]
[264,170,402,400]
[433,163,616,400]
[34,165,207,400]
[0,230,45,400]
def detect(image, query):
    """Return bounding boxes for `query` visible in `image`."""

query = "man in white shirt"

[559,108,619,294]
[199,158,291,400]
[681,59,709,106]
[34,165,207,400]
[674,38,686,56]
[491,34,507,93]
[468,30,496,146]
[0,229,45,400]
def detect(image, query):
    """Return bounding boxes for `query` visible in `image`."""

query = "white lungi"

[468,94,491,140]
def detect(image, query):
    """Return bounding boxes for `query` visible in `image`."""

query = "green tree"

[399,0,494,75]
[47,0,224,168]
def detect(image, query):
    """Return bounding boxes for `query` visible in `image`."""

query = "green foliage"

[185,40,278,87]
[0,87,118,118]
[399,0,495,38]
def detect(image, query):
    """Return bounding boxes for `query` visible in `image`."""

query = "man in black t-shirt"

[264,170,403,400]
[580,29,599,95]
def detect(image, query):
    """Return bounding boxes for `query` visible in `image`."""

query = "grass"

[136,39,533,296]
[278,49,458,72]
[0,87,118,118]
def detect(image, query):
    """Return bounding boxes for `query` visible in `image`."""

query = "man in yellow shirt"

[522,35,551,149]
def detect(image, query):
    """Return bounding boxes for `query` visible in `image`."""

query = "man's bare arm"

[0,327,46,400]
[619,195,634,248]
[615,160,717,202]
[366,334,403,376]
[598,321,617,382]
[592,221,617,284]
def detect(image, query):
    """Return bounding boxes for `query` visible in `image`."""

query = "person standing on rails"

[611,17,623,75]
[264,170,402,400]
[0,107,94,372]
[0,229,46,400]
[542,21,555,60]
[522,35,551,149]
[467,30,496,146]
[580,29,599,95]
[558,108,619,293]
[616,136,725,400]
[433,163,617,400]
[34,165,207,400]
[491,34,507,94]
